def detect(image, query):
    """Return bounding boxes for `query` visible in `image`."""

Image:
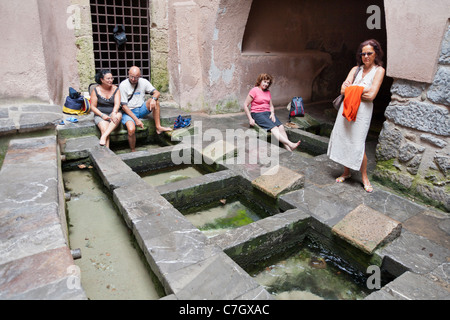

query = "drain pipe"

[71,248,82,260]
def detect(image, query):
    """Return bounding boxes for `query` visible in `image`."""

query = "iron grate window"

[90,0,151,85]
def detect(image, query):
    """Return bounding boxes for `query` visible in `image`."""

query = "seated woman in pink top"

[244,73,301,151]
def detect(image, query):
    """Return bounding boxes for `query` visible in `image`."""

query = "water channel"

[64,168,164,300]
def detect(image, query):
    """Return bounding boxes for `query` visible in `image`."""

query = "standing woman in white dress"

[327,39,385,193]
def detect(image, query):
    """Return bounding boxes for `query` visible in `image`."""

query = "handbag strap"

[128,79,138,102]
[352,66,362,84]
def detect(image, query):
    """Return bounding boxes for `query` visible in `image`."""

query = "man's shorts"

[121,102,152,125]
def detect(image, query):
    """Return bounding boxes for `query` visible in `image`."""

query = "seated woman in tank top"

[90,70,123,148]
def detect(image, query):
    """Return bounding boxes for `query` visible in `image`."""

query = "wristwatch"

[152,97,158,101]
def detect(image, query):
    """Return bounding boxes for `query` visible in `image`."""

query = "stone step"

[332,204,402,255]
[251,165,305,198]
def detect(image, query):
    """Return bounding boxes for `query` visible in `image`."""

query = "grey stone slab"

[166,252,264,300]
[19,113,62,132]
[0,119,16,134]
[380,230,450,276]
[89,146,142,190]
[281,186,355,227]
[113,182,175,228]
[0,223,67,266]
[57,119,97,140]
[365,272,450,300]
[6,277,87,300]
[119,145,177,171]
[0,247,77,299]
[255,208,311,233]
[427,262,450,292]
[360,189,427,222]
[134,213,221,279]
[62,136,100,160]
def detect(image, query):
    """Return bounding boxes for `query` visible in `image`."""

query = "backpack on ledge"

[289,96,305,121]
[63,87,91,115]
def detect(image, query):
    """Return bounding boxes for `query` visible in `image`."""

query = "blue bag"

[289,97,305,120]
[174,115,191,129]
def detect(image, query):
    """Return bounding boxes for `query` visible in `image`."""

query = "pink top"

[249,87,271,113]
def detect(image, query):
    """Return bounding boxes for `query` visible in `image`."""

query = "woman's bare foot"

[99,136,107,146]
[290,141,301,151]
[284,144,292,152]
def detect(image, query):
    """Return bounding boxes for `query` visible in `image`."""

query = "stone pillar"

[169,1,205,111]
[375,25,450,212]
[150,0,171,97]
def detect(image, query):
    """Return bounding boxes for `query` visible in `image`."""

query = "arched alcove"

[238,0,392,127]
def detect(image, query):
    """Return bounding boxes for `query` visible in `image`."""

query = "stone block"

[332,204,402,255]
[113,182,175,228]
[380,230,450,276]
[251,165,304,198]
[291,113,321,130]
[365,271,450,300]
[89,146,142,190]
[202,139,237,164]
[384,101,450,137]
[165,252,266,300]
[0,247,79,299]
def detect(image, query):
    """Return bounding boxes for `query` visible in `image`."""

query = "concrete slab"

[332,204,402,255]
[251,165,304,198]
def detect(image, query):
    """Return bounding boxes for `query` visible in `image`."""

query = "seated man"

[119,66,172,152]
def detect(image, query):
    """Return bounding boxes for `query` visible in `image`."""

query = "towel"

[343,86,365,122]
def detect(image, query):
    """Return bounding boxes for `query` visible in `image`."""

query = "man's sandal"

[336,174,351,183]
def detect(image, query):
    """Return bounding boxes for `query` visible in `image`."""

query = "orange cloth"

[343,86,365,122]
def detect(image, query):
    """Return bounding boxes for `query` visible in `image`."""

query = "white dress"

[327,66,379,171]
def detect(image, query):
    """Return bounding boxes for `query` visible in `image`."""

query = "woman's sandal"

[336,174,351,183]
[364,184,374,193]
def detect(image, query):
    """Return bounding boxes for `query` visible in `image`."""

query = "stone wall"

[375,25,450,212]
[71,0,96,94]
[150,0,171,97]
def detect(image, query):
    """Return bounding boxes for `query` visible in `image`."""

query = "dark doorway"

[90,0,151,84]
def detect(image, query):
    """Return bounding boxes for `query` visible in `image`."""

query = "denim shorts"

[121,102,152,125]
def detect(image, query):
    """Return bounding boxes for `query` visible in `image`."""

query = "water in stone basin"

[249,239,371,300]
[140,165,205,187]
[64,169,164,300]
[184,200,263,238]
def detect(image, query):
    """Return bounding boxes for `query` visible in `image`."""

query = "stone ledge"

[365,271,450,300]
[251,165,305,198]
[332,204,402,255]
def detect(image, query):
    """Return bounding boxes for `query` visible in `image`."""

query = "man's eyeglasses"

[129,76,140,80]
[360,52,374,57]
